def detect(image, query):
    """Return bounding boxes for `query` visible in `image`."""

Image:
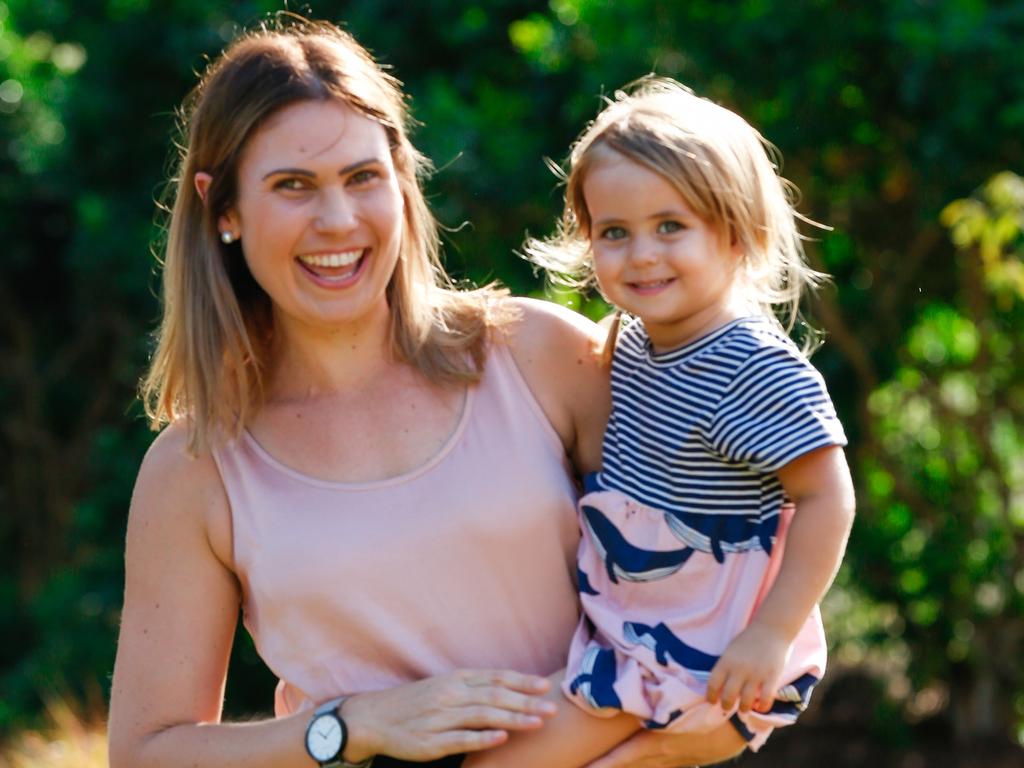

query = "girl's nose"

[628,237,659,267]
[313,188,357,233]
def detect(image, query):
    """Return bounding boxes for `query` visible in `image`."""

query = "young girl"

[466,78,855,767]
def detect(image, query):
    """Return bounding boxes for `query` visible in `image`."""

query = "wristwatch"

[304,696,373,767]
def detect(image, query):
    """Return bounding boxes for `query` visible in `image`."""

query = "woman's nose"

[313,188,357,233]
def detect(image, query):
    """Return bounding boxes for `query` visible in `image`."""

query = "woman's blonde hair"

[529,76,826,342]
[142,18,509,453]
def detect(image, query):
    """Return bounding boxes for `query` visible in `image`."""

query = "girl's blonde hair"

[142,18,509,453]
[529,76,826,342]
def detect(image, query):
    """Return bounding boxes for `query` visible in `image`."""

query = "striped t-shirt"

[595,317,847,519]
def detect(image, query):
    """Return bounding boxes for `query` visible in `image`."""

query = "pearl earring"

[220,231,235,244]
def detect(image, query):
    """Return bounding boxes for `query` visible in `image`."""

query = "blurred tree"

[0,0,288,728]
[859,172,1024,744]
[2,0,1023,751]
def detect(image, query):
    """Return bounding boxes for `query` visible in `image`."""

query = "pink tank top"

[212,342,581,716]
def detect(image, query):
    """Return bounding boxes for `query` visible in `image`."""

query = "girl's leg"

[463,673,640,768]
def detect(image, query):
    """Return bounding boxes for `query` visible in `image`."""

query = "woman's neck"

[265,302,398,401]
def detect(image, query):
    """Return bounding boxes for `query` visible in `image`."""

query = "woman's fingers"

[460,669,551,694]
[433,729,508,755]
[345,670,557,761]
[440,705,545,731]
[454,670,558,716]
[470,688,558,717]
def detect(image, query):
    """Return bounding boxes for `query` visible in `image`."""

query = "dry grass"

[0,700,107,768]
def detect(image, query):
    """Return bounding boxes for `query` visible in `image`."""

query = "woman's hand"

[583,719,747,768]
[341,669,558,762]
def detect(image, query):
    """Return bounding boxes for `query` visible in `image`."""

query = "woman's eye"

[657,220,684,234]
[273,178,310,192]
[600,225,627,241]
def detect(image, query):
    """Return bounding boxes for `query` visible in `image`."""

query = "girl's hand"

[341,669,557,762]
[705,622,791,714]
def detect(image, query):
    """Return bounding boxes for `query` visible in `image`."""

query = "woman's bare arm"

[108,422,315,767]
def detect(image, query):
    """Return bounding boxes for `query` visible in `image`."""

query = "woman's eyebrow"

[261,158,383,181]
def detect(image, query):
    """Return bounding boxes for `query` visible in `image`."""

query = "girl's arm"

[108,423,556,768]
[705,445,856,714]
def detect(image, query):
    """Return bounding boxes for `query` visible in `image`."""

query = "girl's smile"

[627,277,676,294]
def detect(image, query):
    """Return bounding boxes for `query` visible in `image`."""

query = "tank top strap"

[478,339,566,458]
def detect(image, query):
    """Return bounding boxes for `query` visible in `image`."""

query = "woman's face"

[220,98,405,337]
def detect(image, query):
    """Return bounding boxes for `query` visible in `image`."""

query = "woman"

[108,19,746,768]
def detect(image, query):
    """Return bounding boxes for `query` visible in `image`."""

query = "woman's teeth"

[298,250,363,268]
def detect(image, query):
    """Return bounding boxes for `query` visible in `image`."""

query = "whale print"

[622,621,719,680]
[577,566,600,596]
[569,646,622,710]
[766,672,818,719]
[663,508,780,563]
[581,504,694,584]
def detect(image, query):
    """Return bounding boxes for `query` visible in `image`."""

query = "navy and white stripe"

[596,317,846,518]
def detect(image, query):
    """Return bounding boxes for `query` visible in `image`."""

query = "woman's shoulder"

[130,420,234,566]
[498,296,611,472]
[501,296,605,355]
[136,420,222,491]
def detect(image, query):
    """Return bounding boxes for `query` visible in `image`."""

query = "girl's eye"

[600,225,628,241]
[657,220,684,234]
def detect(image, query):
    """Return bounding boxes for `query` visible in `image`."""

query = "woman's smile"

[295,248,370,287]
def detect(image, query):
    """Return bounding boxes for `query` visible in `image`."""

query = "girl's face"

[583,150,745,353]
[219,98,405,340]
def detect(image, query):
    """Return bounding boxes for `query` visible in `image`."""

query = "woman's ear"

[194,171,213,203]
[194,172,241,242]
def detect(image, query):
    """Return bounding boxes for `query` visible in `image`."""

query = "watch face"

[306,713,344,762]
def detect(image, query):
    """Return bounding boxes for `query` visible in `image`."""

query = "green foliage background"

[2,0,1023,759]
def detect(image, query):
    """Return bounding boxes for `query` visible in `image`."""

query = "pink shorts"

[562,485,826,751]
